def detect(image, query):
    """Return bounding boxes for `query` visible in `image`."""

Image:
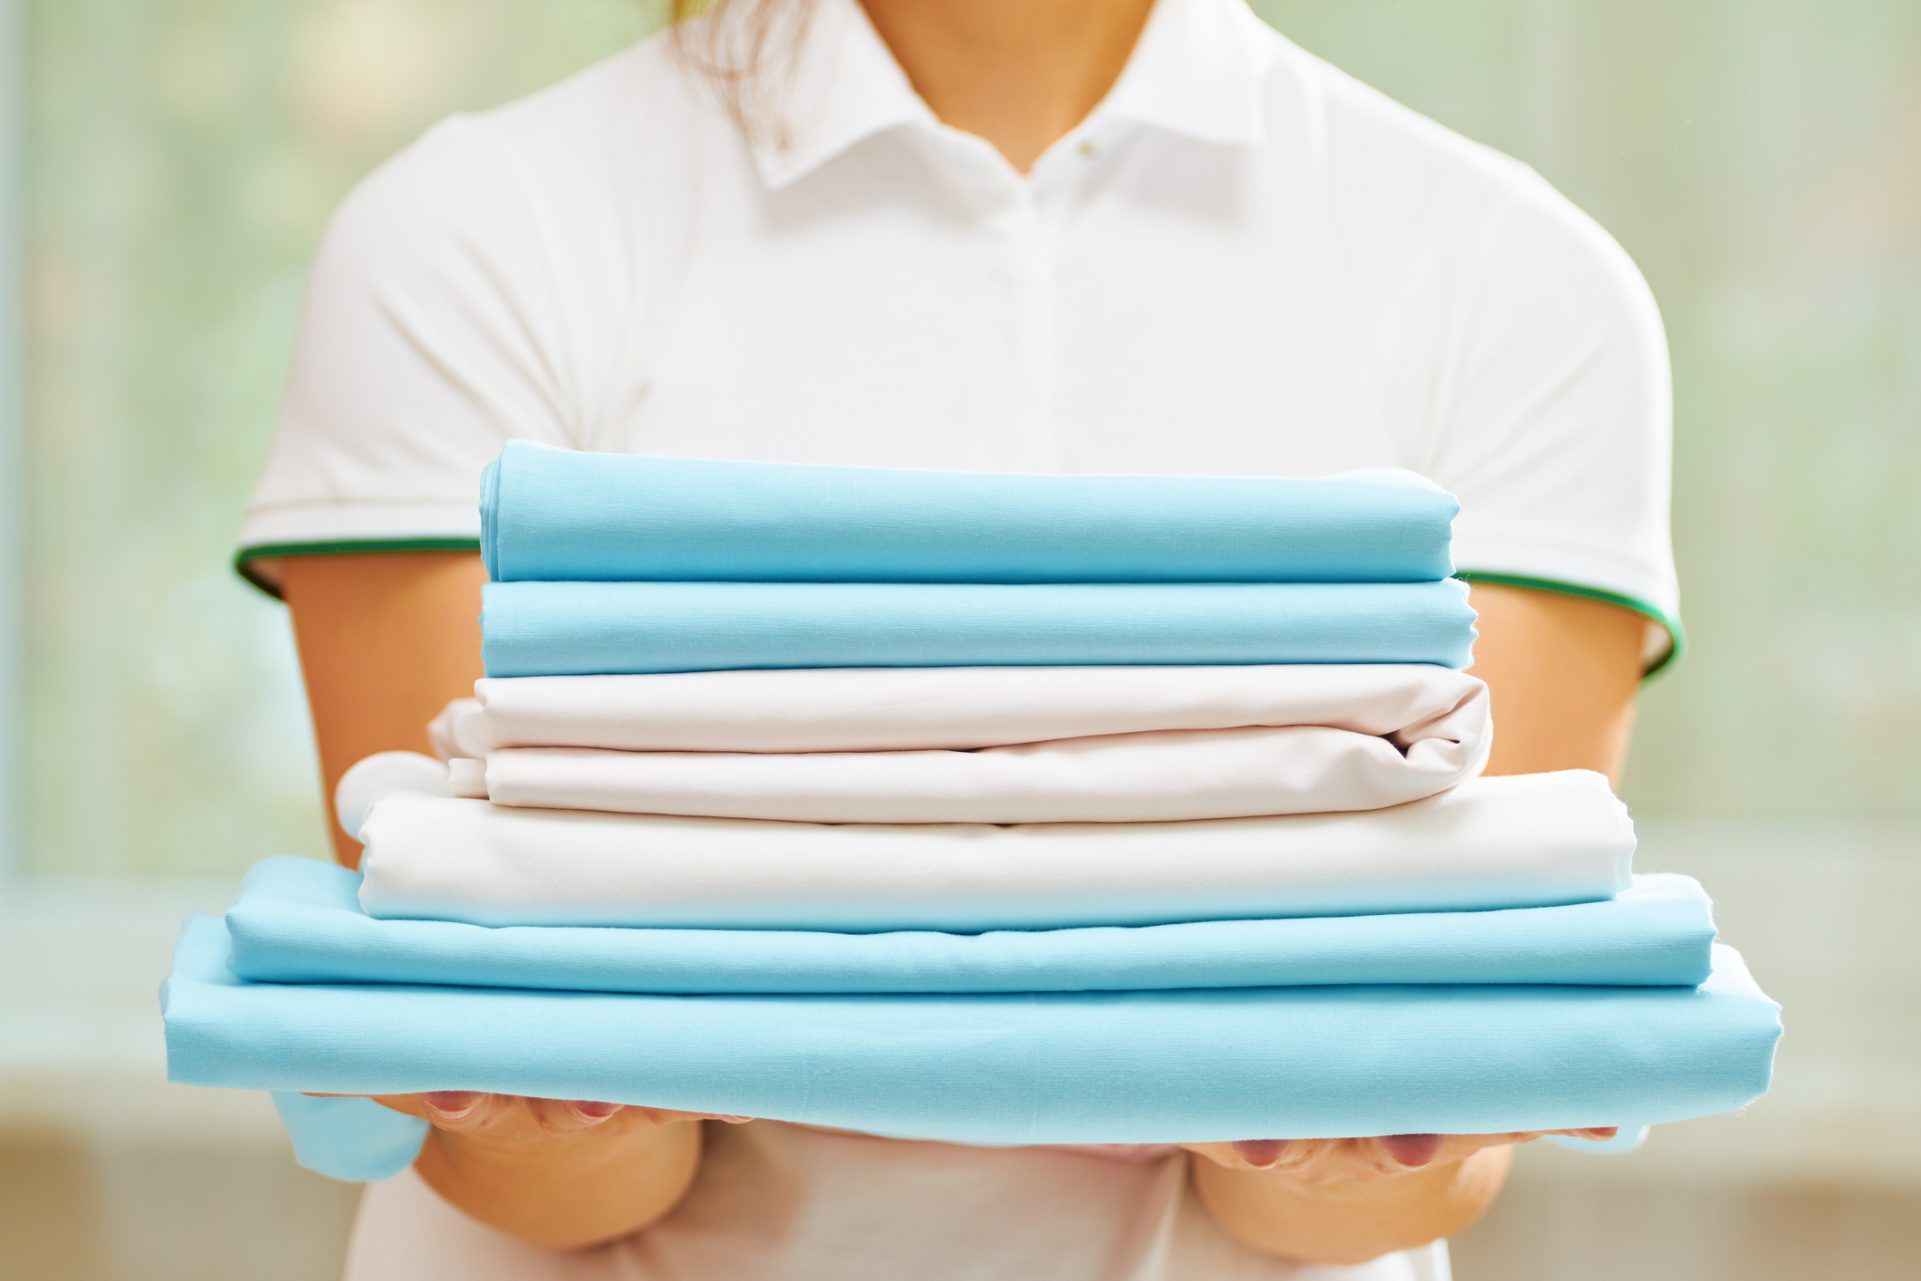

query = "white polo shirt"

[251,0,1677,1276]
[239,0,1679,669]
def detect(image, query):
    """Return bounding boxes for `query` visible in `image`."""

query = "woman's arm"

[282,551,487,866]
[282,551,705,1249]
[1468,582,1646,784]
[1188,583,1650,1265]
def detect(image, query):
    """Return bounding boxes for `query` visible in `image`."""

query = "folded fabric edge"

[271,1091,428,1183]
[245,853,1703,919]
[162,917,1782,1143]
[225,860,1718,992]
[480,455,502,580]
[463,665,1493,757]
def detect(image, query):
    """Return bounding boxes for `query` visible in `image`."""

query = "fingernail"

[424,1091,482,1120]
[716,1114,751,1124]
[1583,1126,1620,1140]
[1382,1134,1444,1168]
[1233,1139,1289,1169]
[569,1101,621,1123]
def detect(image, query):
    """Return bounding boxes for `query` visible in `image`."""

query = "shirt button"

[1077,138,1099,160]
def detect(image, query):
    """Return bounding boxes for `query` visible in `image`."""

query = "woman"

[239,0,1678,1275]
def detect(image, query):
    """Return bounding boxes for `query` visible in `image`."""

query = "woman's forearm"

[416,1117,704,1250]
[1190,586,1646,1260]
[283,550,492,868]
[283,552,709,1250]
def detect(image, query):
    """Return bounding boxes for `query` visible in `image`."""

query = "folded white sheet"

[433,665,1490,822]
[434,664,1492,755]
[357,771,1632,932]
[454,716,1483,822]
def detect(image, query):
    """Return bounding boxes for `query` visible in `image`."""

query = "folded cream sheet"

[357,771,1631,932]
[435,664,1489,754]
[432,666,1489,823]
[450,722,1479,822]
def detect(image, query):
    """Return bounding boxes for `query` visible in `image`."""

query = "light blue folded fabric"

[480,579,1478,678]
[270,1091,428,1183]
[227,858,1718,994]
[164,916,1780,1146]
[480,443,1458,585]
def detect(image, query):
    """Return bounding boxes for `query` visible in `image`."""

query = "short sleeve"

[236,116,572,595]
[1427,170,1682,673]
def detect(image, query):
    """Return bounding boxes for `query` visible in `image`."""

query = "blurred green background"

[5,2,1918,1279]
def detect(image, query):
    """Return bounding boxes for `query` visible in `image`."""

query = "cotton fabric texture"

[479,443,1458,584]
[164,914,1780,1144]
[479,579,1479,678]
[231,857,1717,994]
[455,722,1488,822]
[356,771,1633,932]
[436,665,1492,822]
[443,664,1492,755]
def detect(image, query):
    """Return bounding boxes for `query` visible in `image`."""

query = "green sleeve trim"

[233,537,483,600]
[1455,570,1685,680]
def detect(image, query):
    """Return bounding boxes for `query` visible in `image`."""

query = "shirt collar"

[744,0,1275,191]
[743,0,937,191]
[1097,0,1276,147]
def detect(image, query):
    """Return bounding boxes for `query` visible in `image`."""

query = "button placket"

[1003,180,1062,470]
[921,126,1091,471]
[1017,129,1108,470]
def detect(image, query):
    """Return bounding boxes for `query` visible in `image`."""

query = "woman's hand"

[303,1089,750,1247]
[1182,1127,1617,1180]
[1183,1133,1606,1268]
[371,1091,747,1148]
[1185,1128,1618,1269]
[350,1092,735,1249]
[1182,1128,1613,1267]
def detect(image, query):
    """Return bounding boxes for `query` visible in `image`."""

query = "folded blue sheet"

[227,858,1717,994]
[481,579,1478,678]
[164,915,1779,1145]
[480,443,1458,585]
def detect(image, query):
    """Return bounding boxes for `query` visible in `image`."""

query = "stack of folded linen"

[163,444,1780,1162]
